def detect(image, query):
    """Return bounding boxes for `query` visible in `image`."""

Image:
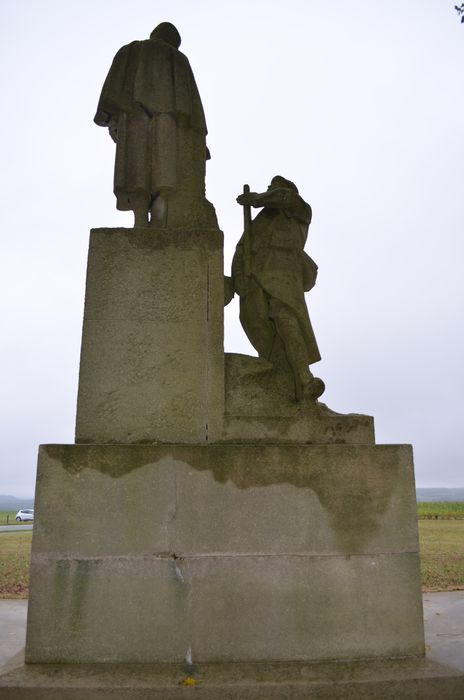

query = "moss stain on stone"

[43,443,408,551]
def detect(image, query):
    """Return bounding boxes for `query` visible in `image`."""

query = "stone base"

[26,443,423,664]
[2,658,464,699]
[75,227,224,444]
[223,354,375,444]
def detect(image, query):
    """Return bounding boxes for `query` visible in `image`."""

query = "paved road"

[424,591,464,671]
[0,600,27,670]
[0,525,33,533]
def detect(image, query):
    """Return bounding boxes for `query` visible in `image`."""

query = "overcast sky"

[1,0,463,496]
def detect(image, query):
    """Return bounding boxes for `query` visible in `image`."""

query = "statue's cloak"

[94,38,207,130]
[94,38,208,210]
[233,202,321,366]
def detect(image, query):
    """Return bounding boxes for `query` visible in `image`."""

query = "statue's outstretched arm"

[237,187,301,211]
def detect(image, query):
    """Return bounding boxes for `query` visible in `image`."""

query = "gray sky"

[1,0,463,496]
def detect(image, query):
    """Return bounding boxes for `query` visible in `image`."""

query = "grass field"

[419,520,464,591]
[0,531,32,598]
[417,502,464,519]
[0,520,463,598]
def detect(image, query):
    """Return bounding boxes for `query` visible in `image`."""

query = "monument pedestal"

[2,657,464,699]
[3,224,464,697]
[2,444,464,697]
[26,443,422,663]
[75,227,224,444]
[224,353,376,444]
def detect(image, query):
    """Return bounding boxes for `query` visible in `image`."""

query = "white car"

[15,509,34,522]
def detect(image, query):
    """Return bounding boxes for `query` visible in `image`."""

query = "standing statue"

[94,22,217,229]
[232,176,325,402]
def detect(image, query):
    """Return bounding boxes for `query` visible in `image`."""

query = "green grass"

[417,502,464,519]
[0,531,32,598]
[0,511,32,525]
[419,520,464,591]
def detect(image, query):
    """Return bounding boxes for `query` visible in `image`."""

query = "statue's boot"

[305,376,325,400]
[149,193,167,227]
[129,193,150,228]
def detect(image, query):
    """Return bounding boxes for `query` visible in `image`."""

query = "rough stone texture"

[223,353,375,444]
[3,657,464,699]
[26,443,423,664]
[75,227,224,444]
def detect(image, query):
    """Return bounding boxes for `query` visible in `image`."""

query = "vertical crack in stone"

[206,261,210,322]
[205,260,210,443]
[174,561,184,583]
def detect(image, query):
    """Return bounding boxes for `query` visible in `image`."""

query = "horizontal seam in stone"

[32,551,419,561]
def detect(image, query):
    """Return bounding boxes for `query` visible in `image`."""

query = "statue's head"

[269,175,299,193]
[150,22,181,48]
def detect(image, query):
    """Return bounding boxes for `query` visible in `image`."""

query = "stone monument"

[2,21,464,699]
[231,176,324,403]
[93,21,217,230]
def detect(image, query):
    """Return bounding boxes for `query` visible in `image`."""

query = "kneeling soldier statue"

[232,175,325,402]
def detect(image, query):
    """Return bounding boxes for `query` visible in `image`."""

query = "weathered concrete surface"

[26,552,423,664]
[26,443,423,664]
[75,228,224,444]
[3,593,464,672]
[4,594,464,697]
[223,353,375,444]
[2,658,464,699]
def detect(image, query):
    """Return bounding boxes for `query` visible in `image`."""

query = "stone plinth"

[223,353,375,444]
[75,227,224,444]
[3,657,464,699]
[26,442,423,664]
